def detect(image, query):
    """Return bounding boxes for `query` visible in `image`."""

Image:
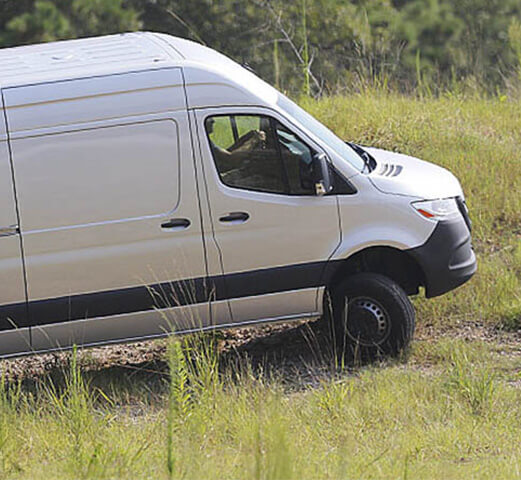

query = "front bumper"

[408,216,477,298]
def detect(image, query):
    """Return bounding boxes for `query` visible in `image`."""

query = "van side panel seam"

[1,89,30,340]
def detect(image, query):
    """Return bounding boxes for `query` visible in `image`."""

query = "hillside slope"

[303,93,521,330]
[0,94,520,479]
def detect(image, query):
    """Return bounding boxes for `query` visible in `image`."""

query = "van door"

[0,92,30,355]
[3,69,223,352]
[194,107,341,324]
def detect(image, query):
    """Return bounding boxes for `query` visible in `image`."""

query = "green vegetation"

[3,0,521,96]
[303,93,521,330]
[1,3,520,477]
[0,93,519,478]
[1,333,521,479]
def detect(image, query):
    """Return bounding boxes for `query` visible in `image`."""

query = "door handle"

[0,225,19,238]
[161,218,191,230]
[219,212,250,223]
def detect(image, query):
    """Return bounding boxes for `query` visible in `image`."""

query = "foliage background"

[0,3,521,479]
[2,0,521,96]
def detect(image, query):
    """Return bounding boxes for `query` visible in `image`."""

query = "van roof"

[0,32,280,111]
[0,32,236,88]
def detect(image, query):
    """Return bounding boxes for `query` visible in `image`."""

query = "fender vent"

[376,163,403,177]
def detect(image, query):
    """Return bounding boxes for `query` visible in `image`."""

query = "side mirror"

[312,153,333,196]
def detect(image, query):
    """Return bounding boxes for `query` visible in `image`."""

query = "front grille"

[456,196,472,232]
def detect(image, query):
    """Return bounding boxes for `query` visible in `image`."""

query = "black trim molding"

[408,217,476,298]
[0,260,334,332]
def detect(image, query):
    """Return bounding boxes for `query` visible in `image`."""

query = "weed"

[445,346,497,415]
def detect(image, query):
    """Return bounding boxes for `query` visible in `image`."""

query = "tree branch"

[261,0,322,95]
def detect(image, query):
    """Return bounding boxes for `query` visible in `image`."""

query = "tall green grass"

[0,93,520,479]
[1,335,521,479]
[303,93,521,330]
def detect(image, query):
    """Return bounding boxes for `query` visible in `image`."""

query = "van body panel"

[194,106,341,321]
[0,238,26,313]
[30,300,230,354]
[6,76,213,348]
[332,175,436,261]
[0,95,18,228]
[225,288,322,323]
[12,120,181,231]
[28,293,316,356]
[0,328,31,356]
[187,110,231,314]
[3,69,185,132]
[366,147,464,200]
[182,65,279,109]
[153,34,279,108]
[0,33,178,89]
[0,91,27,331]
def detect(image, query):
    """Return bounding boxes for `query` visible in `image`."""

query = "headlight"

[412,198,460,220]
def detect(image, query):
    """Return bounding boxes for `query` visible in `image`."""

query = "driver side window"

[205,114,316,196]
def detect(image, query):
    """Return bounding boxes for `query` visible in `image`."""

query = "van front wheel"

[330,273,415,358]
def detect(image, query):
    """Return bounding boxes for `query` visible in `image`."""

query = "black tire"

[329,273,415,358]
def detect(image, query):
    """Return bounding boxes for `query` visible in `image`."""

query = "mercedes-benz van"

[0,32,476,357]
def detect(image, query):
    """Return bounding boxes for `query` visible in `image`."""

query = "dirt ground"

[2,317,521,390]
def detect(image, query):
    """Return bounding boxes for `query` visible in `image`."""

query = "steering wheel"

[229,130,265,152]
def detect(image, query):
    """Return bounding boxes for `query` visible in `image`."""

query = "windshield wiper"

[346,142,375,173]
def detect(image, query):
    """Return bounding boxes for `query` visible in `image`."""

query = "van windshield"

[277,95,366,173]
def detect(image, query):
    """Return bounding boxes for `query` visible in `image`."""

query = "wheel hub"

[345,297,391,347]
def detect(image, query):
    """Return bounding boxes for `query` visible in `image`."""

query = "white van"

[0,32,476,358]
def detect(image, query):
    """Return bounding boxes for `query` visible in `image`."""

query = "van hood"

[364,147,463,200]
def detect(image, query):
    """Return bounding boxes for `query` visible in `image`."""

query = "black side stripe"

[0,303,28,331]
[0,260,338,331]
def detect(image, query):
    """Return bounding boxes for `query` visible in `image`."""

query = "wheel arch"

[325,246,426,296]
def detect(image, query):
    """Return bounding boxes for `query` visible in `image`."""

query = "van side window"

[275,122,315,195]
[205,115,316,196]
[206,115,286,194]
